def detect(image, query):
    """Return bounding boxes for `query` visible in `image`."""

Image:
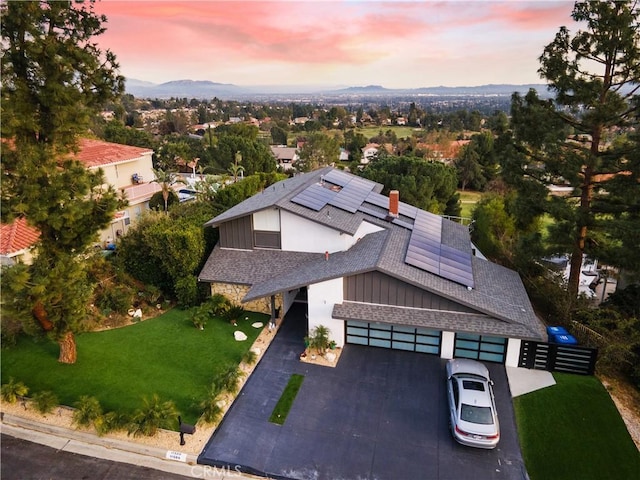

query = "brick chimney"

[389,190,399,218]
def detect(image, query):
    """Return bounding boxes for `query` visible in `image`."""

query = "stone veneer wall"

[209,282,283,317]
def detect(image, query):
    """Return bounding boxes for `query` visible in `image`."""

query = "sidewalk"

[1,412,266,479]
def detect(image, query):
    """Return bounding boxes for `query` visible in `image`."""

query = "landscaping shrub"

[223,304,245,325]
[208,294,232,316]
[213,365,243,395]
[148,190,179,211]
[127,394,178,437]
[1,377,28,403]
[0,315,24,347]
[32,391,58,414]
[95,284,134,315]
[175,275,199,308]
[308,325,331,354]
[95,411,129,436]
[242,349,257,365]
[73,395,103,427]
[574,305,640,388]
[197,385,224,425]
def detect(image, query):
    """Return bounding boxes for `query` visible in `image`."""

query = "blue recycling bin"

[547,326,569,337]
[552,334,578,345]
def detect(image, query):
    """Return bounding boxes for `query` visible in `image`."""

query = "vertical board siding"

[219,216,253,250]
[345,271,479,314]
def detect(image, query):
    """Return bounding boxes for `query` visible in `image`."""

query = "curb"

[2,412,198,463]
[1,412,206,478]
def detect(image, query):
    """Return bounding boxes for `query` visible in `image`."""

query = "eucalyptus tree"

[503,0,640,300]
[1,0,123,363]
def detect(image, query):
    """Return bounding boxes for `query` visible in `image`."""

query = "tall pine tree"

[503,1,639,300]
[1,1,124,363]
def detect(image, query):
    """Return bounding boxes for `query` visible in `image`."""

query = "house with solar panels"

[198,167,546,366]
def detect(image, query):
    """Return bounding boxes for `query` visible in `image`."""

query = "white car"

[446,358,500,449]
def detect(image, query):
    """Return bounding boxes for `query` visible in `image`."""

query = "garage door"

[346,321,441,355]
[454,333,507,363]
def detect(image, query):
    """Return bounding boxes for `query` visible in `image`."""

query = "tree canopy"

[359,156,461,217]
[502,0,640,299]
[0,0,124,363]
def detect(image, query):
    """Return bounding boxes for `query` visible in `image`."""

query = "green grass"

[269,374,304,425]
[1,309,266,425]
[458,189,482,219]
[514,373,640,480]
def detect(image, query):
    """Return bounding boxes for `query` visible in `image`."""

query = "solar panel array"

[291,170,474,287]
[290,182,337,211]
[291,172,376,213]
[405,210,474,288]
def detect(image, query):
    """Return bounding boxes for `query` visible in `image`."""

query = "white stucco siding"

[505,338,522,368]
[97,154,154,190]
[280,210,352,252]
[307,278,345,347]
[440,331,455,359]
[348,221,384,248]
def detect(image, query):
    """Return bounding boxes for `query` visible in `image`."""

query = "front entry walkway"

[199,303,527,480]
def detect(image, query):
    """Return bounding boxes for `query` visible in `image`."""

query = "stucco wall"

[307,277,345,347]
[280,210,352,253]
[98,154,155,190]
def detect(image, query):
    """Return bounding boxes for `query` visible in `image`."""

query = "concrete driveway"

[199,303,528,480]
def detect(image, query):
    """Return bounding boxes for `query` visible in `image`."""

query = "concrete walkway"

[506,367,556,397]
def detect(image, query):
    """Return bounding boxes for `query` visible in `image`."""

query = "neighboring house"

[0,217,40,266]
[4,139,166,256]
[419,140,470,164]
[199,167,546,367]
[75,138,162,244]
[270,146,299,171]
[361,143,379,164]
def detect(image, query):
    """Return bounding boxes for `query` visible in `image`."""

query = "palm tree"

[228,151,245,183]
[152,168,185,212]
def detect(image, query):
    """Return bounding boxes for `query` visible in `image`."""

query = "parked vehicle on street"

[446,358,500,449]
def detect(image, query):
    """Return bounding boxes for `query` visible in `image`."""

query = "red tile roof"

[0,217,40,255]
[75,138,153,168]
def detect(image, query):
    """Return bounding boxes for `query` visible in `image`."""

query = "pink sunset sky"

[93,0,576,89]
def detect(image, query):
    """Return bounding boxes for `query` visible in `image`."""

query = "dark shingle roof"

[204,167,335,228]
[200,167,545,340]
[333,302,540,340]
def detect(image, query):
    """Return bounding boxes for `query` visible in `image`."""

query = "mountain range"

[124,78,550,100]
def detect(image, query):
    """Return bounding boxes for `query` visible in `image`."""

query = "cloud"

[93,1,575,87]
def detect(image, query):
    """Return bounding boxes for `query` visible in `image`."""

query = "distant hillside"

[125,79,249,99]
[124,78,550,100]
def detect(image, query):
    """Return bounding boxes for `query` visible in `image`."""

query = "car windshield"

[460,404,494,425]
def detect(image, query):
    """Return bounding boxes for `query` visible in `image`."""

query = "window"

[460,404,493,425]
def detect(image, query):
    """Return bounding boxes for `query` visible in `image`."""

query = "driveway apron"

[198,303,528,480]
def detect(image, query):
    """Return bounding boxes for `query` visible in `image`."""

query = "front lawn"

[1,309,266,425]
[514,373,640,480]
